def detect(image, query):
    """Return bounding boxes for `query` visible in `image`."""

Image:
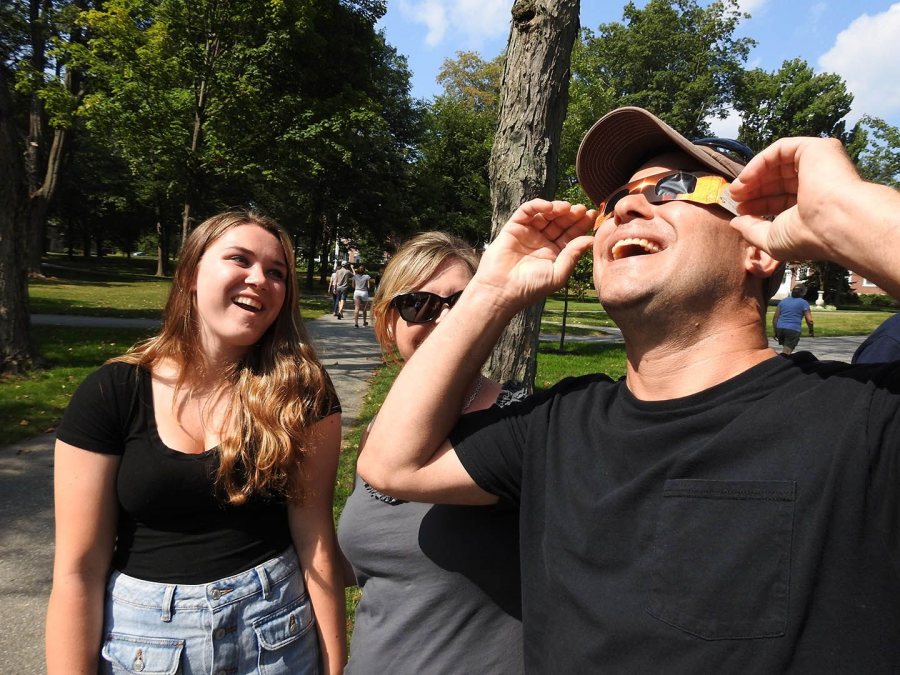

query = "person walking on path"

[773,284,814,354]
[351,264,374,328]
[334,262,354,319]
[46,210,346,674]
[328,263,341,316]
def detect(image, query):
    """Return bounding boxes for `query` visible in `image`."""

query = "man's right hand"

[469,199,596,316]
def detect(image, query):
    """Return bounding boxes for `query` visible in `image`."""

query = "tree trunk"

[318,225,332,287]
[24,0,81,276]
[155,202,169,277]
[483,0,580,391]
[305,220,320,291]
[180,28,220,246]
[558,283,569,351]
[0,69,35,373]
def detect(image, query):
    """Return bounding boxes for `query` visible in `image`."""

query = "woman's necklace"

[462,375,484,412]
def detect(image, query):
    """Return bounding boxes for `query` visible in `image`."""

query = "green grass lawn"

[32,257,333,320]
[29,277,171,319]
[0,325,155,445]
[765,306,894,336]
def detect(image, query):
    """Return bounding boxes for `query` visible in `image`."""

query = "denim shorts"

[99,547,319,675]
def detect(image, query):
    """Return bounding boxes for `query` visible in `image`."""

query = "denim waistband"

[107,547,302,618]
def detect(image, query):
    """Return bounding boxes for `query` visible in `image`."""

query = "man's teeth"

[611,238,661,260]
[234,297,262,310]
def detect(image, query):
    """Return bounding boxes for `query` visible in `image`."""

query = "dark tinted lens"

[444,290,463,309]
[603,188,629,215]
[395,292,442,323]
[653,172,697,200]
[393,290,464,323]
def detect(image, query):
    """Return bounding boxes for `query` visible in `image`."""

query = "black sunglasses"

[391,290,464,324]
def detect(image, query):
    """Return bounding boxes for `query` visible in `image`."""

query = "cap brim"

[575,107,746,207]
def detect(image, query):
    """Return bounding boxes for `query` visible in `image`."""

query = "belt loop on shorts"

[161,585,176,622]
[255,564,272,601]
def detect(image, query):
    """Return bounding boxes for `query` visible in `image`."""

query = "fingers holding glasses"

[506,200,594,247]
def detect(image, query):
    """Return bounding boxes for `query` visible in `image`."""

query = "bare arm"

[730,137,900,298]
[772,305,781,335]
[804,309,815,335]
[358,199,595,503]
[46,441,120,675]
[288,412,346,674]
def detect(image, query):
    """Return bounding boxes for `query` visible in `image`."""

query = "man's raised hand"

[473,199,596,313]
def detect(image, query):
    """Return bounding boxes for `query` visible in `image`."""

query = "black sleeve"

[317,368,342,420]
[450,390,555,506]
[56,361,138,455]
[865,362,900,572]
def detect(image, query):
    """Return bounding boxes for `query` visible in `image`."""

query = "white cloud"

[737,0,770,16]
[819,3,900,122]
[399,0,510,49]
[399,0,448,47]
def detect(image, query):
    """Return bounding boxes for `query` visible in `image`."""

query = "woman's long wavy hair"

[373,232,480,360]
[114,210,330,505]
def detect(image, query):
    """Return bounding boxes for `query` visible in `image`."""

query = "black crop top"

[56,361,340,583]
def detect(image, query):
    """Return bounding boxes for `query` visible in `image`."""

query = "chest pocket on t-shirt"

[647,478,795,640]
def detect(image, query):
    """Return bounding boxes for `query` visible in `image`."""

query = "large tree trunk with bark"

[483,0,580,391]
[0,69,35,373]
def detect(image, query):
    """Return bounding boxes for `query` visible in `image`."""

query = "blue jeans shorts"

[99,547,319,675]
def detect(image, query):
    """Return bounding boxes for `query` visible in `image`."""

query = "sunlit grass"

[0,326,154,446]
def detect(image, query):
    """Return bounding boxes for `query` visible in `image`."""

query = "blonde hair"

[373,232,480,359]
[114,210,330,505]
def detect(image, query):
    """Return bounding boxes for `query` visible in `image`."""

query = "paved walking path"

[0,312,381,675]
[0,313,866,673]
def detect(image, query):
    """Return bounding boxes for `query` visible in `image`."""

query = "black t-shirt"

[56,361,340,584]
[451,354,900,673]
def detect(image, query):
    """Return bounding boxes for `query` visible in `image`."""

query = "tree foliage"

[734,58,854,150]
[854,115,900,188]
[411,51,502,246]
[560,0,754,205]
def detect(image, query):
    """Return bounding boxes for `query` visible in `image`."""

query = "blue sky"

[377,0,900,136]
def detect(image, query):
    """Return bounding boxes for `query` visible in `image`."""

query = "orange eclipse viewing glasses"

[594,170,739,229]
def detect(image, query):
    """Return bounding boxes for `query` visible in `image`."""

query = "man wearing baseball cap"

[359,107,900,671]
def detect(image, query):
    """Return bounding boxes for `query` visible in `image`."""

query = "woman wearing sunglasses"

[337,231,524,673]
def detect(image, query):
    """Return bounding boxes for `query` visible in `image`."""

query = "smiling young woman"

[46,210,346,675]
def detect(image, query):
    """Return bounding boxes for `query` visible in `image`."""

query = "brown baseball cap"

[576,106,747,206]
[575,106,784,299]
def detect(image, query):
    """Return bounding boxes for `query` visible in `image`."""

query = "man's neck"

[622,320,776,401]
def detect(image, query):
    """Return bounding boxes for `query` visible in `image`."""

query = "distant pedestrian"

[334,261,354,319]
[46,210,346,674]
[352,264,373,327]
[328,263,341,316]
[853,312,900,363]
[773,284,814,354]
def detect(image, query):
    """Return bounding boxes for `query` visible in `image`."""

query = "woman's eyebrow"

[225,245,287,268]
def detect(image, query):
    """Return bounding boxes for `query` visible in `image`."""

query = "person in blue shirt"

[773,284,814,354]
[853,312,900,363]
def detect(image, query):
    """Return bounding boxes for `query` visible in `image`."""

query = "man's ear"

[744,244,782,281]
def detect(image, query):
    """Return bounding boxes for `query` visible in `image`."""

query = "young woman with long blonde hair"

[47,210,346,674]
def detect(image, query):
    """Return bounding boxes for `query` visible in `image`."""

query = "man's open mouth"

[611,237,662,260]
